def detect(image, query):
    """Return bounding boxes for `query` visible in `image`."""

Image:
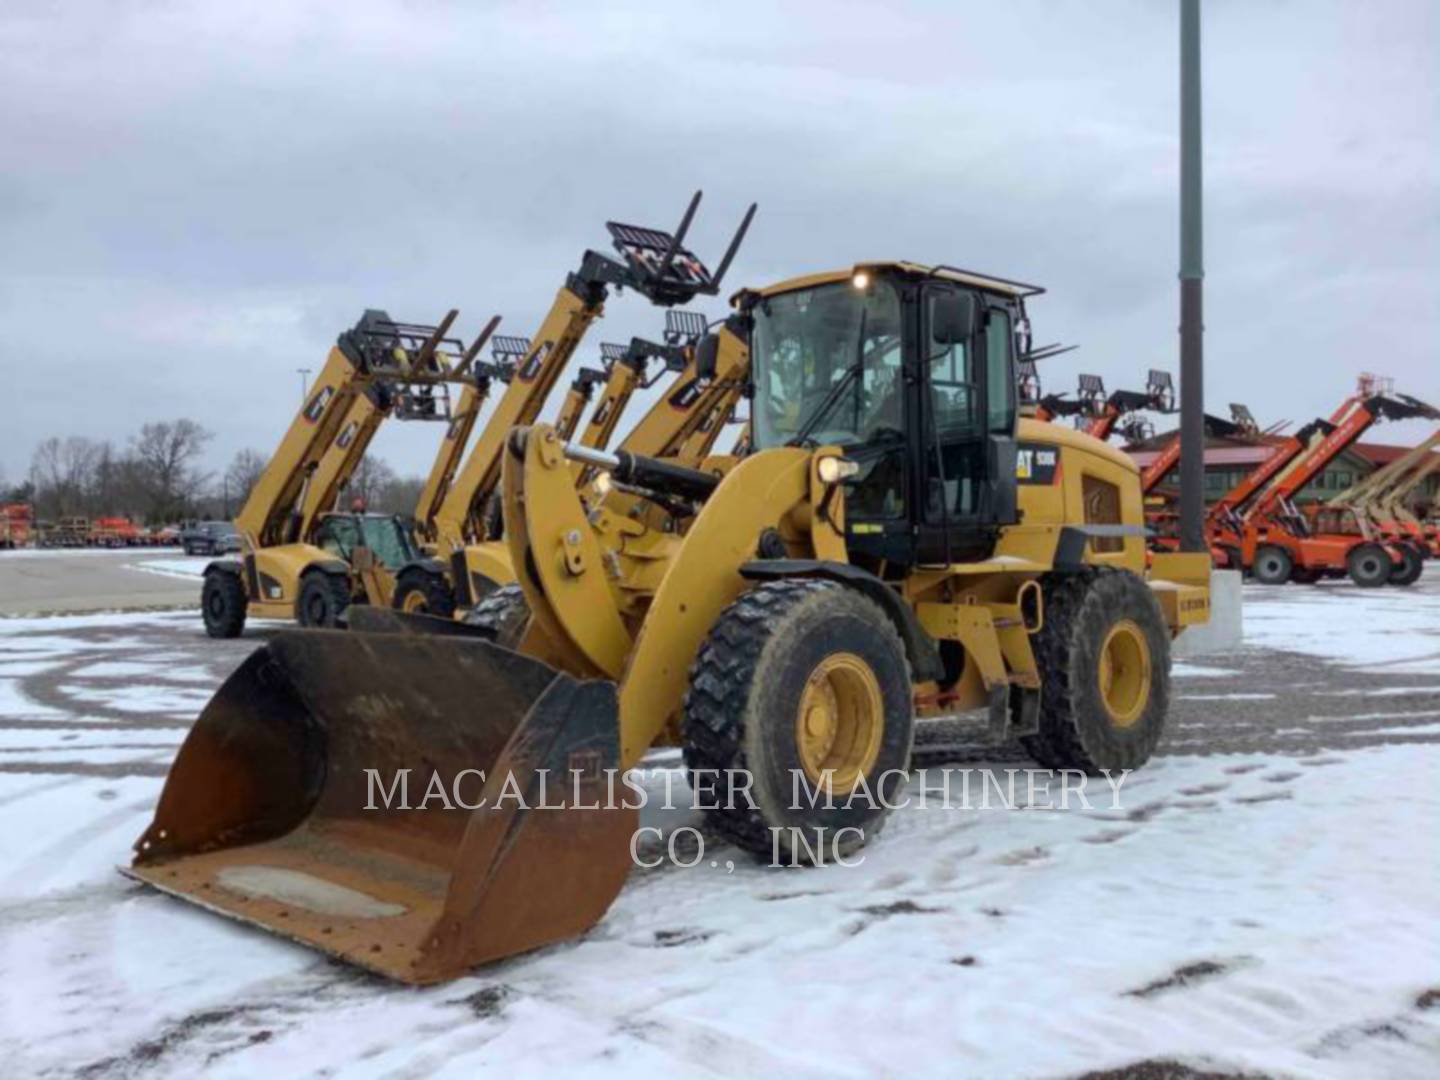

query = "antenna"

[1021,343,1078,363]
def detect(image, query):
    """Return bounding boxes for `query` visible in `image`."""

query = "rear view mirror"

[931,292,978,345]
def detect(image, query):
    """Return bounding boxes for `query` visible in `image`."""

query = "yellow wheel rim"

[795,652,884,791]
[401,591,429,614]
[1098,619,1151,729]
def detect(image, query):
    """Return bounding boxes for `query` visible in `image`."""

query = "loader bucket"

[123,629,636,984]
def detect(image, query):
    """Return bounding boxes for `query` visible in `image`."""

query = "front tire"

[1021,567,1171,774]
[201,571,247,639]
[683,579,913,865]
[1252,544,1293,586]
[391,567,456,617]
[297,570,352,627]
[1347,542,1391,588]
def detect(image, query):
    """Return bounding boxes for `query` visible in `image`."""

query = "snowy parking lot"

[0,575,1437,1078]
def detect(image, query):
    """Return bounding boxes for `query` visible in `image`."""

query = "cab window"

[985,308,1015,433]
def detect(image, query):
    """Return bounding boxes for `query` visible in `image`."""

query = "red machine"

[1232,376,1438,587]
[0,503,34,549]
[91,516,144,547]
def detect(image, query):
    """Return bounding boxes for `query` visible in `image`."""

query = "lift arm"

[431,192,757,553]
[413,316,501,543]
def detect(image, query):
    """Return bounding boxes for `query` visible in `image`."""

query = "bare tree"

[29,436,102,518]
[223,448,268,514]
[345,453,396,510]
[130,420,213,522]
[375,474,426,517]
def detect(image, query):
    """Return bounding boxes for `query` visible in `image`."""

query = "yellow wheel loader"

[201,310,490,637]
[131,246,1209,984]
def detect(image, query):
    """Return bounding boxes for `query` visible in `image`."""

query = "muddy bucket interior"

[124,629,636,984]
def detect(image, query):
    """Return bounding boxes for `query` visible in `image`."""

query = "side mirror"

[930,292,978,345]
[694,333,720,380]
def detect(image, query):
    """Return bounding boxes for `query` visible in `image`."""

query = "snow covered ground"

[123,557,208,582]
[0,583,1437,1078]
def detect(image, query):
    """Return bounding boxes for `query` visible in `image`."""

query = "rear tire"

[297,570,352,627]
[1252,545,1293,586]
[201,571,247,639]
[1388,544,1424,587]
[1347,542,1391,588]
[1020,567,1170,774]
[392,567,456,617]
[683,579,913,865]
[463,583,530,648]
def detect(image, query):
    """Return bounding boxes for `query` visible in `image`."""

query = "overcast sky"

[1,0,1435,487]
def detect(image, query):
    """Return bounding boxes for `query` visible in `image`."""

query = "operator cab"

[313,512,418,571]
[744,263,1036,572]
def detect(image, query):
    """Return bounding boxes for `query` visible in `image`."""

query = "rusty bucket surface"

[124,627,636,984]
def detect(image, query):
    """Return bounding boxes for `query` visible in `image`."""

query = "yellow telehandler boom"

[201,311,485,635]
[411,315,501,546]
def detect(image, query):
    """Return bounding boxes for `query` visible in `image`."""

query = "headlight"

[816,456,860,484]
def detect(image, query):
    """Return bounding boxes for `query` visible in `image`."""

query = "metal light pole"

[298,367,312,403]
[1178,0,1205,552]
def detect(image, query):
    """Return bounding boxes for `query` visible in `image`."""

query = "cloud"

[0,0,1435,483]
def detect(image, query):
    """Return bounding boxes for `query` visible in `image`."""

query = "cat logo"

[518,341,552,382]
[303,386,334,423]
[1016,443,1059,485]
[336,422,358,449]
[668,379,702,410]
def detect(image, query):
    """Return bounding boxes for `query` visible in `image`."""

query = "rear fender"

[739,559,944,683]
[251,545,349,604]
[396,556,448,579]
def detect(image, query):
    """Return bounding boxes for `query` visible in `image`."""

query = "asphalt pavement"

[0,550,201,616]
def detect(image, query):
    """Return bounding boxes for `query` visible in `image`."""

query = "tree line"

[8,420,425,525]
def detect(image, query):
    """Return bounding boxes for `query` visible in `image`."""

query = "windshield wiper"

[786,309,867,448]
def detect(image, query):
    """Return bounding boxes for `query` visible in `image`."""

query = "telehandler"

[130,213,1209,985]
[1226,376,1437,586]
[199,311,486,636]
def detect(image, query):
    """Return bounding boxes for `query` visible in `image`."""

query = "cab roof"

[745,262,1045,302]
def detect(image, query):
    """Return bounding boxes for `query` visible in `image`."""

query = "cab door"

[914,286,1019,565]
